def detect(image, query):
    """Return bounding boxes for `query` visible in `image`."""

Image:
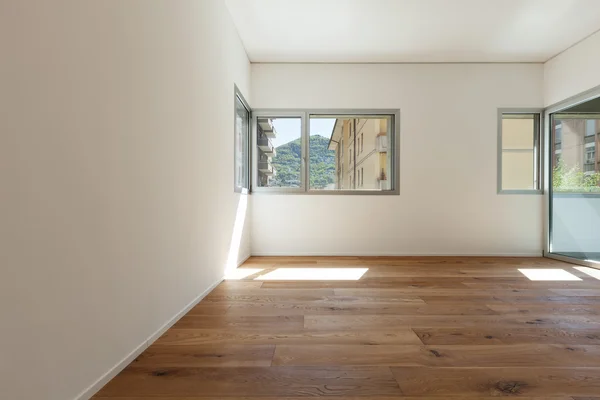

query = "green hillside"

[271,135,335,189]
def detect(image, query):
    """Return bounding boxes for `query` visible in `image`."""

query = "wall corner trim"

[73,277,223,400]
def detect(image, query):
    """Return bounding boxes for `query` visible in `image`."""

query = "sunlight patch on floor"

[255,268,368,281]
[574,266,600,280]
[225,268,263,280]
[518,268,582,281]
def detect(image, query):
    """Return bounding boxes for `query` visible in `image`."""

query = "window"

[555,122,562,143]
[498,110,542,194]
[361,133,364,153]
[234,86,250,193]
[586,120,596,137]
[253,110,399,194]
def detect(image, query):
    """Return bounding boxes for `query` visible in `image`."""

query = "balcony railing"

[258,161,274,175]
[258,119,277,139]
[258,136,276,156]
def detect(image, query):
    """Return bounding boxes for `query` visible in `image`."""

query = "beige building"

[328,118,390,190]
[553,118,600,176]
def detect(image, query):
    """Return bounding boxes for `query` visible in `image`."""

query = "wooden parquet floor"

[94,256,600,399]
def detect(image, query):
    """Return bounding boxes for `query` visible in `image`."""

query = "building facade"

[328,117,390,190]
[257,118,277,187]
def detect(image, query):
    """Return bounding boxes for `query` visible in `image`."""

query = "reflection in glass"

[234,96,249,190]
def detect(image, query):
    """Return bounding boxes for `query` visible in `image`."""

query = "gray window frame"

[497,108,543,195]
[544,85,600,269]
[251,109,401,195]
[233,85,251,194]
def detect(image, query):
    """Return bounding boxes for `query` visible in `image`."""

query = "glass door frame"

[544,84,600,269]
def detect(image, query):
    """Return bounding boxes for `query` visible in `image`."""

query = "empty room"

[4,0,600,399]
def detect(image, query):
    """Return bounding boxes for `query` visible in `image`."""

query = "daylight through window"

[498,110,542,193]
[253,110,399,194]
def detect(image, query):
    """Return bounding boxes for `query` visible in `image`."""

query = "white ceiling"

[225,0,600,63]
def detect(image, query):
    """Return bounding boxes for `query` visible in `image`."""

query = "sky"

[271,118,336,147]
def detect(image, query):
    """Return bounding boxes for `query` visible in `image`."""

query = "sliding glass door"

[548,96,600,266]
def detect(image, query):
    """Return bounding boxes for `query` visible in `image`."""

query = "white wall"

[544,30,600,106]
[251,63,544,256]
[0,1,251,399]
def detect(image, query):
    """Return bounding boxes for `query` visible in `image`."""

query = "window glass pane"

[552,117,600,193]
[256,117,302,188]
[550,110,600,265]
[234,96,249,190]
[500,114,538,191]
[310,116,392,191]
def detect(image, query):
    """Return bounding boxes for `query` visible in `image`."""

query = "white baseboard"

[74,278,222,400]
[250,252,543,257]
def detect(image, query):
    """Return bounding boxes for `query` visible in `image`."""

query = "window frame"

[233,85,251,194]
[251,110,307,194]
[251,109,400,195]
[497,108,543,195]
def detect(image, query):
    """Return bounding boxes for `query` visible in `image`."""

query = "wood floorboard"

[173,315,305,330]
[132,344,276,367]
[421,295,600,304]
[216,302,499,316]
[273,344,600,367]
[155,327,423,345]
[304,314,600,330]
[94,366,403,397]
[390,367,600,397]
[94,397,578,400]
[93,256,600,399]
[414,326,600,345]
[486,303,600,315]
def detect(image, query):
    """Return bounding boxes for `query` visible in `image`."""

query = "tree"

[271,135,335,189]
[553,160,600,193]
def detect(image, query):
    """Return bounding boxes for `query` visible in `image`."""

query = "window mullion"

[303,112,309,193]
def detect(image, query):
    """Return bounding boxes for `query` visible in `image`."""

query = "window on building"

[361,133,364,153]
[555,122,562,143]
[587,148,596,162]
[361,167,364,187]
[234,86,250,193]
[586,120,596,137]
[498,110,542,194]
[253,110,399,194]
[585,146,596,171]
